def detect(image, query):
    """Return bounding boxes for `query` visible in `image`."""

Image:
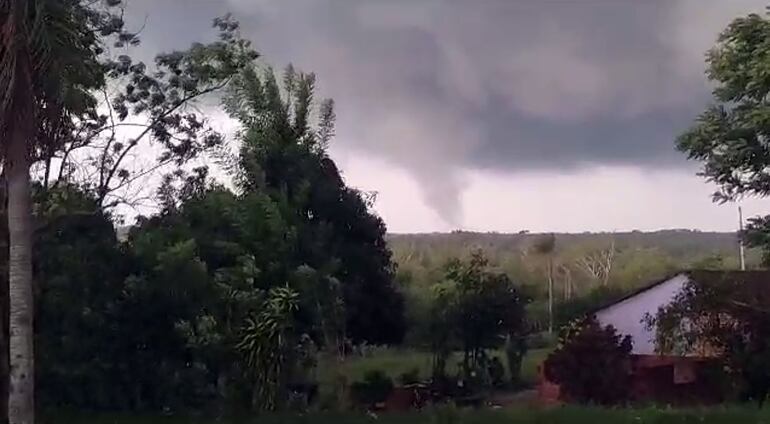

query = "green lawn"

[47,343,769,424]
[53,406,770,424]
[317,347,551,389]
[68,347,770,424]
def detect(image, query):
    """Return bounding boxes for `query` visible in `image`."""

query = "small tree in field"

[430,251,528,384]
[544,316,632,405]
[533,234,556,334]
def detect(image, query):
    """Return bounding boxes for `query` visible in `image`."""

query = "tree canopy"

[429,251,528,384]
[649,271,770,405]
[24,55,406,413]
[678,13,770,202]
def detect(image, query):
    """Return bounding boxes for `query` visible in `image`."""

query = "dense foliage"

[429,251,527,383]
[225,65,405,346]
[349,370,394,408]
[27,56,405,413]
[391,230,747,342]
[544,317,632,405]
[668,11,770,407]
[676,12,770,265]
[650,271,770,405]
[5,0,770,419]
[677,13,770,203]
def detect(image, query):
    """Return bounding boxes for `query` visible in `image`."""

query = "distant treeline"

[388,230,758,341]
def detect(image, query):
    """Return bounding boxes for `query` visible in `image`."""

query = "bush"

[399,368,421,385]
[505,335,529,384]
[544,316,632,405]
[350,370,394,408]
[488,357,505,387]
[315,374,350,412]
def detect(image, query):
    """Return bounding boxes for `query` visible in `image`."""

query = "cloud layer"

[125,0,769,225]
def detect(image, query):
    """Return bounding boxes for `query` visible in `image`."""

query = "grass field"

[49,346,766,424]
[50,346,770,423]
[53,406,770,424]
[317,347,551,388]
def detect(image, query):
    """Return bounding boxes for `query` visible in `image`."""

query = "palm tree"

[1,2,40,422]
[533,234,556,334]
[1,2,109,422]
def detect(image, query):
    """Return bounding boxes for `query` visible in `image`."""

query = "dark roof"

[592,270,770,314]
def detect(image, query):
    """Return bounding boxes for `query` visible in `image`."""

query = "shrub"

[649,271,770,406]
[350,370,394,408]
[399,368,421,385]
[544,316,632,405]
[489,356,506,387]
[507,334,528,384]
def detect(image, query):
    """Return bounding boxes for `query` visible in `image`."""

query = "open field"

[317,348,551,388]
[53,406,770,424]
[54,347,767,424]
[47,344,768,424]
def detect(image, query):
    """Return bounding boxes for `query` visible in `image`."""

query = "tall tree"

[0,2,35,420]
[1,7,258,419]
[0,1,121,422]
[225,65,406,345]
[574,238,615,287]
[677,12,770,255]
[678,13,770,202]
[35,14,258,213]
[533,234,556,334]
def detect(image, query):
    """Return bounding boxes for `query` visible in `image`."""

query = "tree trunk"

[6,130,33,424]
[0,172,10,421]
[547,257,554,335]
[562,266,573,301]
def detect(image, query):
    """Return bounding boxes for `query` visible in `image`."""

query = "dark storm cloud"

[123,0,767,223]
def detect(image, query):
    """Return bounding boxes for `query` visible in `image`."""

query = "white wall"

[595,273,688,355]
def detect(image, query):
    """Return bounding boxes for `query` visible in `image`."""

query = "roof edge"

[588,271,689,316]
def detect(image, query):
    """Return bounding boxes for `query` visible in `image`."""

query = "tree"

[533,234,556,334]
[544,316,632,405]
[27,178,300,413]
[125,176,295,411]
[0,7,260,417]
[649,272,770,405]
[677,12,770,255]
[574,239,615,287]
[430,251,528,382]
[0,1,125,421]
[32,14,258,216]
[678,13,770,202]
[1,2,49,420]
[741,216,770,266]
[225,65,405,345]
[33,184,130,410]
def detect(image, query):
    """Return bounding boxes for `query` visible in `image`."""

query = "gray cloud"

[124,0,768,224]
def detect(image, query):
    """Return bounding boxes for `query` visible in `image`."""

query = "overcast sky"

[124,0,770,233]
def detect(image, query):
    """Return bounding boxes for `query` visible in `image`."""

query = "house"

[539,270,770,405]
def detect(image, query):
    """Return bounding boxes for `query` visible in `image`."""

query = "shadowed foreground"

[50,406,770,424]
